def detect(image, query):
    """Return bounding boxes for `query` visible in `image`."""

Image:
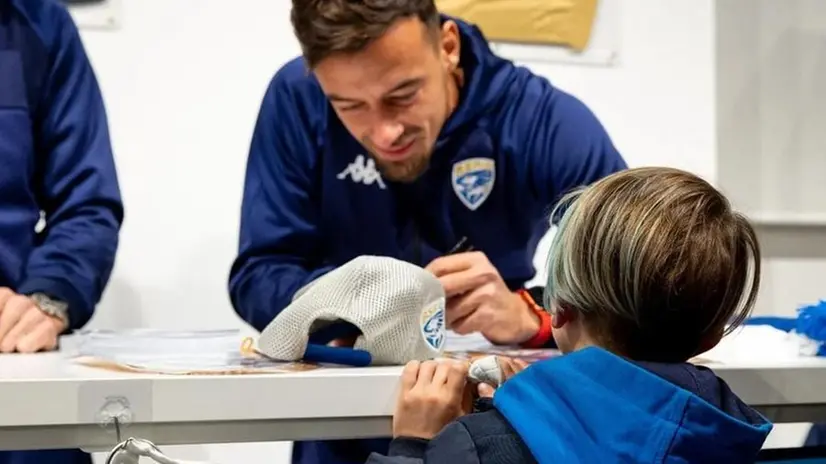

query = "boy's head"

[544,167,761,363]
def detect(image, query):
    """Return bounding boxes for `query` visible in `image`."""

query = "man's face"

[313,18,460,183]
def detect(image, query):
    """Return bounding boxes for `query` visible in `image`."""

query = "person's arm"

[365,422,481,464]
[16,4,123,330]
[228,69,334,331]
[507,79,628,349]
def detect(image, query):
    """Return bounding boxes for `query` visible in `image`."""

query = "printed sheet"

[67,329,318,375]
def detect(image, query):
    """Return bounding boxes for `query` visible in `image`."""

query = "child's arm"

[366,421,480,464]
[365,360,480,463]
[366,357,529,463]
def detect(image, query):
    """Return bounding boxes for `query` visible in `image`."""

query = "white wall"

[716,0,826,319]
[70,0,817,461]
[79,1,297,461]
[713,0,826,447]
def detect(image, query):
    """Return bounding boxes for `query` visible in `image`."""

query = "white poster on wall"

[62,0,121,30]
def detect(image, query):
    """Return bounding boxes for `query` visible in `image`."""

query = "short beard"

[370,151,431,183]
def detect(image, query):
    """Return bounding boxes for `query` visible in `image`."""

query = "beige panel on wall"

[436,0,599,51]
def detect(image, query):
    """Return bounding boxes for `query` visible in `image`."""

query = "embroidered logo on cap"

[420,300,446,351]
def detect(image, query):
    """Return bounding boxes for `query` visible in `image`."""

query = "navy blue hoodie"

[229,15,626,464]
[368,347,773,464]
[0,0,122,328]
[0,0,122,462]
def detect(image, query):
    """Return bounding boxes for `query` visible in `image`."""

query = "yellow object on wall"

[436,0,600,52]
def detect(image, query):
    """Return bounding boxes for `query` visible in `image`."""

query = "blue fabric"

[806,424,826,450]
[494,347,773,463]
[766,461,826,464]
[0,0,123,330]
[0,1,122,463]
[229,14,625,464]
[796,300,826,355]
[744,317,797,332]
[0,449,91,464]
[366,348,773,464]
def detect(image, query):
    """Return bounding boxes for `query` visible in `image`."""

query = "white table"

[1,353,826,452]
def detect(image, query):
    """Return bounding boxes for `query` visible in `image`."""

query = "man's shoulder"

[273,55,313,85]
[472,61,563,146]
[482,62,615,163]
[4,0,74,49]
[264,55,332,137]
[486,65,570,131]
[456,408,537,463]
[270,55,327,106]
[1,0,80,111]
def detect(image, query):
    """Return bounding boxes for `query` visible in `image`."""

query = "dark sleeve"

[365,422,481,464]
[17,3,123,330]
[227,69,334,331]
[503,77,627,217]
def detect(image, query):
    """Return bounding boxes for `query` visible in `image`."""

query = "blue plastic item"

[796,300,826,356]
[304,320,372,367]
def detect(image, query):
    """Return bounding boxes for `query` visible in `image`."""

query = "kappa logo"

[337,154,387,190]
[451,157,495,211]
[420,299,446,351]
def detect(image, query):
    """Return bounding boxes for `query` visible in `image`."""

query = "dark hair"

[291,0,441,68]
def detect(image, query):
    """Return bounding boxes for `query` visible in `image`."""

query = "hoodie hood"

[437,15,517,140]
[493,347,772,464]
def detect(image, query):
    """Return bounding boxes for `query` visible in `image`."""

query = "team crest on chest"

[451,157,495,211]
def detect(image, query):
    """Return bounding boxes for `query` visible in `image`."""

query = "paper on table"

[68,329,318,375]
[442,331,560,363]
[70,329,559,374]
[444,332,491,352]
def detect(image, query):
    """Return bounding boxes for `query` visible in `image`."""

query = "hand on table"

[392,359,473,439]
[0,288,66,353]
[426,252,539,345]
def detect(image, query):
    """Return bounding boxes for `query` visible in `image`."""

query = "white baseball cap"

[257,255,447,366]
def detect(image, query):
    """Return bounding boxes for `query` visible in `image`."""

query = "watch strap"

[29,292,70,327]
[517,288,553,348]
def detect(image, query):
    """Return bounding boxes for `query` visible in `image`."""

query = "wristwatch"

[29,292,70,327]
[518,287,554,349]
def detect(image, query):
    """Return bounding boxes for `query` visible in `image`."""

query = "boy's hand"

[393,360,472,440]
[477,356,529,397]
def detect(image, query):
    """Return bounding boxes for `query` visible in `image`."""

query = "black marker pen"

[447,236,474,255]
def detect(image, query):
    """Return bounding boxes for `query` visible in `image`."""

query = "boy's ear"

[551,304,575,329]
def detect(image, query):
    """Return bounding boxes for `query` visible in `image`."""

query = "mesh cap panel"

[258,255,447,365]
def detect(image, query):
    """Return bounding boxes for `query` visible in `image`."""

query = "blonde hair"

[545,167,761,362]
